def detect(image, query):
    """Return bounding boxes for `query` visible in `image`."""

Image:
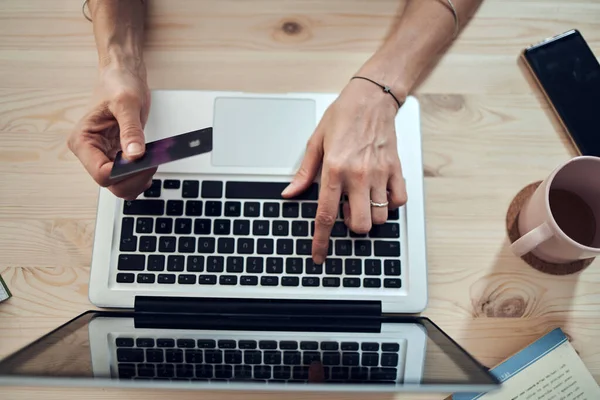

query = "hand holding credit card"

[110,127,213,180]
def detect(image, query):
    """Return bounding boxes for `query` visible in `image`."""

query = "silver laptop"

[89,90,428,313]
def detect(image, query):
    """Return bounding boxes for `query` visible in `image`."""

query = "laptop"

[89,89,428,313]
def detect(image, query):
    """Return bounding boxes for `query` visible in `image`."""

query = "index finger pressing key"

[312,173,342,264]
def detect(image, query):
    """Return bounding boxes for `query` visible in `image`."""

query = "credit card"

[110,127,213,180]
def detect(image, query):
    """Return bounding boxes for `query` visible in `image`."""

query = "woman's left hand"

[282,78,408,264]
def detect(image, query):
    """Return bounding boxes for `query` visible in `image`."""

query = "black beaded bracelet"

[350,76,402,109]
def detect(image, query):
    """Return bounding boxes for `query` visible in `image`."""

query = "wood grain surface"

[1,0,600,399]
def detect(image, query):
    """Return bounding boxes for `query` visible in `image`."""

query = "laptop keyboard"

[116,178,403,289]
[115,336,402,383]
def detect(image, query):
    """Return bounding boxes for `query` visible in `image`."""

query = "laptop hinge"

[133,296,382,333]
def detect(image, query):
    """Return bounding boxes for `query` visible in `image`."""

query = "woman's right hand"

[68,62,156,200]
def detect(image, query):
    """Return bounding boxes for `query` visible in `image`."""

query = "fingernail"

[281,182,294,196]
[127,143,143,156]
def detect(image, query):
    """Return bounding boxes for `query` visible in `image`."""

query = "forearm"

[358,0,483,101]
[87,0,146,70]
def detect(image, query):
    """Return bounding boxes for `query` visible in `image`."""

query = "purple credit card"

[110,127,213,180]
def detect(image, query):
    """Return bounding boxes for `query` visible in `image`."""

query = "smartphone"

[521,29,600,156]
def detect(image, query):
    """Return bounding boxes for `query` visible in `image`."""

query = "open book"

[450,328,599,400]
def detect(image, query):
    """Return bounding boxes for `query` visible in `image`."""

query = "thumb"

[114,105,146,160]
[282,136,323,198]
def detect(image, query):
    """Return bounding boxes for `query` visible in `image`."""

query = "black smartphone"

[522,29,600,156]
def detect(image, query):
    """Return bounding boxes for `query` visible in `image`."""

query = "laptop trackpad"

[212,97,317,168]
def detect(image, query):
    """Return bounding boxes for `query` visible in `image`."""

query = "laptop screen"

[0,311,499,393]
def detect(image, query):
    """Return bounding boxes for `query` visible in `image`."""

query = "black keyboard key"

[233,219,250,236]
[321,342,339,351]
[237,238,254,254]
[331,366,350,380]
[201,181,223,198]
[224,350,242,364]
[384,278,402,288]
[296,239,311,255]
[342,352,360,366]
[213,219,231,235]
[293,366,309,380]
[226,257,244,273]
[220,275,238,285]
[244,202,260,217]
[178,236,195,253]
[282,276,299,286]
[186,255,204,272]
[325,258,343,275]
[305,259,322,274]
[365,259,382,275]
[116,273,135,283]
[137,363,156,377]
[284,351,301,365]
[181,180,199,198]
[252,220,269,235]
[239,340,257,349]
[362,352,379,366]
[207,256,224,272]
[343,278,360,287]
[254,365,272,379]
[246,257,263,273]
[197,339,216,349]
[301,202,317,218]
[185,200,203,216]
[123,200,164,216]
[371,367,397,381]
[240,275,258,286]
[218,340,236,349]
[335,240,352,256]
[197,237,215,253]
[176,339,195,348]
[362,342,379,352]
[205,201,222,217]
[381,352,399,367]
[234,365,252,379]
[282,202,299,218]
[272,220,289,236]
[156,364,175,378]
[137,273,155,284]
[176,364,195,378]
[148,255,165,271]
[157,339,175,347]
[266,257,283,273]
[117,348,144,362]
[159,239,178,259]
[303,351,321,364]
[224,201,241,217]
[244,351,262,365]
[273,366,291,379]
[118,254,145,271]
[136,217,153,233]
[119,235,137,252]
[226,181,318,201]
[261,276,278,286]
[217,237,234,254]
[198,274,217,285]
[136,338,155,347]
[118,363,136,379]
[178,274,196,284]
[280,341,298,350]
[370,222,400,238]
[351,367,370,381]
[121,217,134,236]
[139,236,157,252]
[354,240,372,256]
[257,238,274,254]
[166,200,184,216]
[323,277,340,287]
[291,220,309,237]
[382,343,400,352]
[276,239,293,255]
[323,352,341,366]
[341,342,359,351]
[331,221,348,237]
[155,218,172,234]
[116,337,134,347]
[144,179,161,198]
[384,260,401,276]
[375,241,400,257]
[195,365,213,378]
[364,277,382,288]
[194,218,211,235]
[167,255,184,271]
[388,208,399,220]
[163,179,180,189]
[302,276,320,287]
[157,274,175,284]
[204,350,223,364]
[300,341,318,350]
[286,258,303,274]
[264,351,282,365]
[344,259,362,275]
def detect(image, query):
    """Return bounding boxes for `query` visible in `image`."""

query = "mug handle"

[510,222,554,257]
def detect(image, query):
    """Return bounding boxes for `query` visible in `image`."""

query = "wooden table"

[1,0,599,399]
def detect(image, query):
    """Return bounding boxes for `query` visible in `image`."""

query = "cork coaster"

[506,181,594,275]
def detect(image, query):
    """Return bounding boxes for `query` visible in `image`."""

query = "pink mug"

[510,156,600,263]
